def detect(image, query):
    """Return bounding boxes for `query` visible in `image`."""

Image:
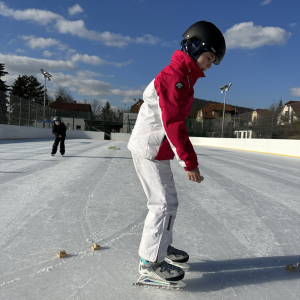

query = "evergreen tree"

[11,75,45,104]
[0,63,9,124]
[54,86,74,103]
[101,101,114,114]
[0,63,10,92]
[101,101,114,120]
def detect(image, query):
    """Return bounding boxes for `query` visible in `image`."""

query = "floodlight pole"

[220,83,233,138]
[40,69,52,128]
[221,90,227,138]
[43,76,46,128]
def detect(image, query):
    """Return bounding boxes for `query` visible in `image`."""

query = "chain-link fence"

[186,108,300,139]
[0,90,56,128]
[2,89,299,139]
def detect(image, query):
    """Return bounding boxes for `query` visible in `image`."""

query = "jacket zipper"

[187,75,190,89]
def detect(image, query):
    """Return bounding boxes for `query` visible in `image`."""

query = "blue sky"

[0,0,299,111]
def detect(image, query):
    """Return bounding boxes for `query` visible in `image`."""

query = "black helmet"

[53,116,61,122]
[181,21,226,65]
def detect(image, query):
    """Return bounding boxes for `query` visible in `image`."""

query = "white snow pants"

[132,153,178,263]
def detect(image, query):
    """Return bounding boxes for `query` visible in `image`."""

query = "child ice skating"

[128,21,226,289]
[51,116,66,156]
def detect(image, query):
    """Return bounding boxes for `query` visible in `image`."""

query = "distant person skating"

[51,116,66,156]
[128,21,226,289]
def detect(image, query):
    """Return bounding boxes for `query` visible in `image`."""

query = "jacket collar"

[170,50,205,79]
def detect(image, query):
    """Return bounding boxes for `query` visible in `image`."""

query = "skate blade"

[133,275,186,290]
[165,258,190,272]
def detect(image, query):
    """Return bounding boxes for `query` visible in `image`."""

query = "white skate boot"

[134,258,186,289]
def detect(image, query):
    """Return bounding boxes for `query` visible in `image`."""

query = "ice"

[1,138,300,300]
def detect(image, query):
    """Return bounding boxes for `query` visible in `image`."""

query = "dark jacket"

[52,123,67,138]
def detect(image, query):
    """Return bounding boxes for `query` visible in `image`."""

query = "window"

[205,112,208,115]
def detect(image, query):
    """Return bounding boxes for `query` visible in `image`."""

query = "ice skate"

[51,153,55,156]
[164,245,190,271]
[133,258,186,289]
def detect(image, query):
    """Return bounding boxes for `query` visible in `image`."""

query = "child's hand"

[59,135,62,138]
[186,167,204,183]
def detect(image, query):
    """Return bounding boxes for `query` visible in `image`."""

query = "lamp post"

[220,82,233,138]
[40,69,52,128]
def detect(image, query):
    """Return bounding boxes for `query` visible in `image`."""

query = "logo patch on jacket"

[175,82,184,90]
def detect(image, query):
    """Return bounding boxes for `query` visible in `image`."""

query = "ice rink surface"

[1,138,300,300]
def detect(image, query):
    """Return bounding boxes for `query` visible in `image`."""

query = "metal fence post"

[238,113,240,138]
[28,100,31,126]
[246,111,249,139]
[19,97,22,126]
[271,109,275,139]
[36,104,38,127]
[286,105,290,139]
[258,110,261,138]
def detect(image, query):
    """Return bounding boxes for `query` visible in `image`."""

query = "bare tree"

[54,86,74,103]
[83,99,102,118]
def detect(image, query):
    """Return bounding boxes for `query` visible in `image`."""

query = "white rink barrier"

[190,137,300,158]
[0,124,53,139]
[1,124,299,157]
[111,133,131,141]
[0,124,104,140]
[66,130,104,139]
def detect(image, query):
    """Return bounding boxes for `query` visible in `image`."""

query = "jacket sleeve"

[52,125,58,137]
[154,73,198,171]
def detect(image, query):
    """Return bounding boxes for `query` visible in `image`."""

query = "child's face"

[55,121,60,125]
[196,52,216,72]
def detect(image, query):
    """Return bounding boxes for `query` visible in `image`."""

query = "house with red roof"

[196,102,239,123]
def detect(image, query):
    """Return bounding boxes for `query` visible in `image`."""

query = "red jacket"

[128,50,205,171]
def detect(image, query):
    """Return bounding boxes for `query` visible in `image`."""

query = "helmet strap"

[181,39,209,62]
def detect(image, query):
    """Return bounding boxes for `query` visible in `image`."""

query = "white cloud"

[121,98,136,103]
[43,50,53,57]
[135,34,160,45]
[161,40,178,47]
[289,23,298,27]
[55,19,139,47]
[7,38,16,44]
[0,2,161,48]
[0,1,62,25]
[71,53,134,67]
[76,70,103,78]
[291,88,300,97]
[16,48,25,53]
[260,0,272,5]
[20,35,68,51]
[71,54,109,65]
[49,71,143,98]
[0,53,77,81]
[68,4,83,16]
[224,22,292,49]
[21,36,58,49]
